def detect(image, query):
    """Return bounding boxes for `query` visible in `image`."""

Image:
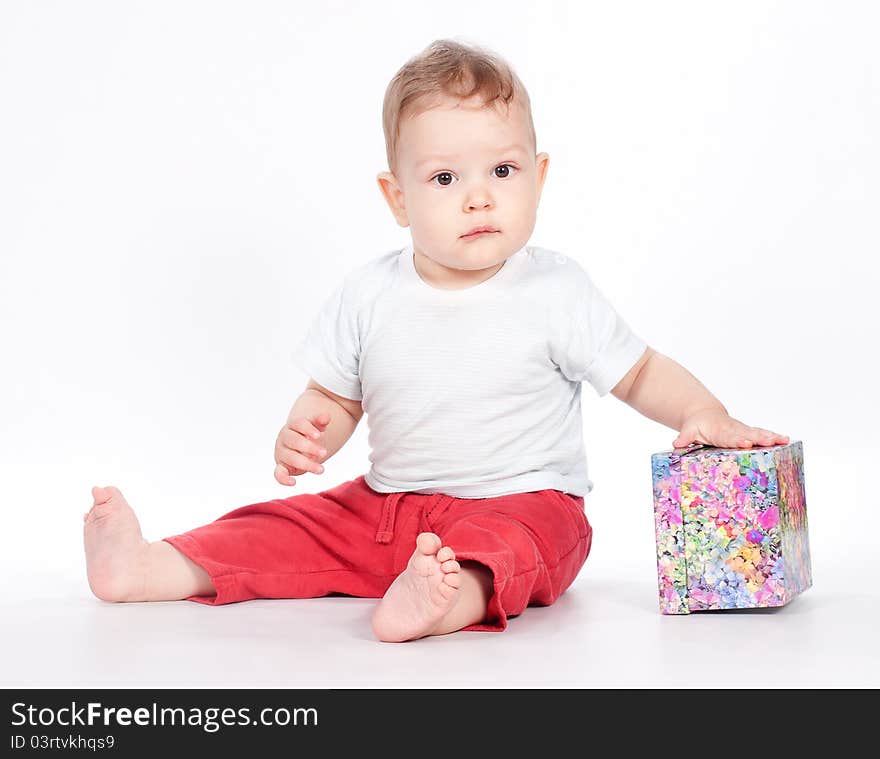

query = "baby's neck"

[413,251,506,290]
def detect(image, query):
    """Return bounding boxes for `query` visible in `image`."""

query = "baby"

[83,39,788,642]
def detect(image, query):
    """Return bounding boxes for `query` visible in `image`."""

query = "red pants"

[162,475,593,632]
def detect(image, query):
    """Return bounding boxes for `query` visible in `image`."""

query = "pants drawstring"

[375,492,404,544]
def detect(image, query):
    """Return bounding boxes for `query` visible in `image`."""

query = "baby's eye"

[432,171,456,187]
[430,164,518,187]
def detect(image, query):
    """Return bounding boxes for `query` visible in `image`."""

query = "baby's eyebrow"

[416,144,528,167]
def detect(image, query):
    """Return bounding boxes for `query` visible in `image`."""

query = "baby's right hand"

[274,413,331,486]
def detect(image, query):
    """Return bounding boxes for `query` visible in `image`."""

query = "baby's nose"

[466,195,493,210]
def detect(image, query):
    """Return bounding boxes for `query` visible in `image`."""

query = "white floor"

[4,443,875,689]
[4,550,877,689]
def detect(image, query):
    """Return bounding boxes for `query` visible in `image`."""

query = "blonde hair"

[381,38,537,175]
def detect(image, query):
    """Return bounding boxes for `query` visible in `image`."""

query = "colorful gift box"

[651,440,811,614]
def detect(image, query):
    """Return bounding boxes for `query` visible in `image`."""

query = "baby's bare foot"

[83,486,150,602]
[371,532,462,642]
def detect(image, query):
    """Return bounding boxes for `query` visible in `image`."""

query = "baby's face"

[378,95,549,287]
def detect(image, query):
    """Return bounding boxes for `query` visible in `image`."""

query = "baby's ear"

[376,172,409,227]
[535,152,550,200]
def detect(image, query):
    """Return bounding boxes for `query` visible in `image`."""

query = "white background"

[2,1,878,687]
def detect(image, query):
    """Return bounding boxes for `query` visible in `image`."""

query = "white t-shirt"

[292,242,647,498]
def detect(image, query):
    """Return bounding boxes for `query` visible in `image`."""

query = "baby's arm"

[611,347,789,450]
[273,379,363,486]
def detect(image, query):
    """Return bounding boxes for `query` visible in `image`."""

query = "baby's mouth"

[461,229,500,239]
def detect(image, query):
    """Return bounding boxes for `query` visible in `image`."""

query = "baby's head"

[377,39,549,279]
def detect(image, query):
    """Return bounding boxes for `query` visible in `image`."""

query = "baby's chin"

[448,238,519,268]
[445,256,511,272]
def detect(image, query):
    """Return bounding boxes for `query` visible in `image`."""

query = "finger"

[276,456,307,477]
[281,450,325,476]
[274,463,297,487]
[673,429,706,449]
[289,416,326,442]
[672,430,695,449]
[717,422,752,448]
[753,428,789,445]
[730,429,753,447]
[312,412,332,429]
[737,426,780,448]
[280,429,327,460]
[748,431,773,446]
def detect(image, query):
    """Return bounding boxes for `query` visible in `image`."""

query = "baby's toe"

[442,572,462,590]
[415,532,442,556]
[441,559,460,574]
[437,581,458,600]
[91,486,113,505]
[437,546,455,562]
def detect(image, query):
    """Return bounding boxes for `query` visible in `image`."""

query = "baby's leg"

[370,533,494,642]
[398,489,593,636]
[84,486,214,602]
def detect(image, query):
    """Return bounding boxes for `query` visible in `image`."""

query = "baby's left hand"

[673,408,789,450]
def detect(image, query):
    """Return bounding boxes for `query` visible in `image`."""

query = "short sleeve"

[291,279,363,401]
[550,268,648,397]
